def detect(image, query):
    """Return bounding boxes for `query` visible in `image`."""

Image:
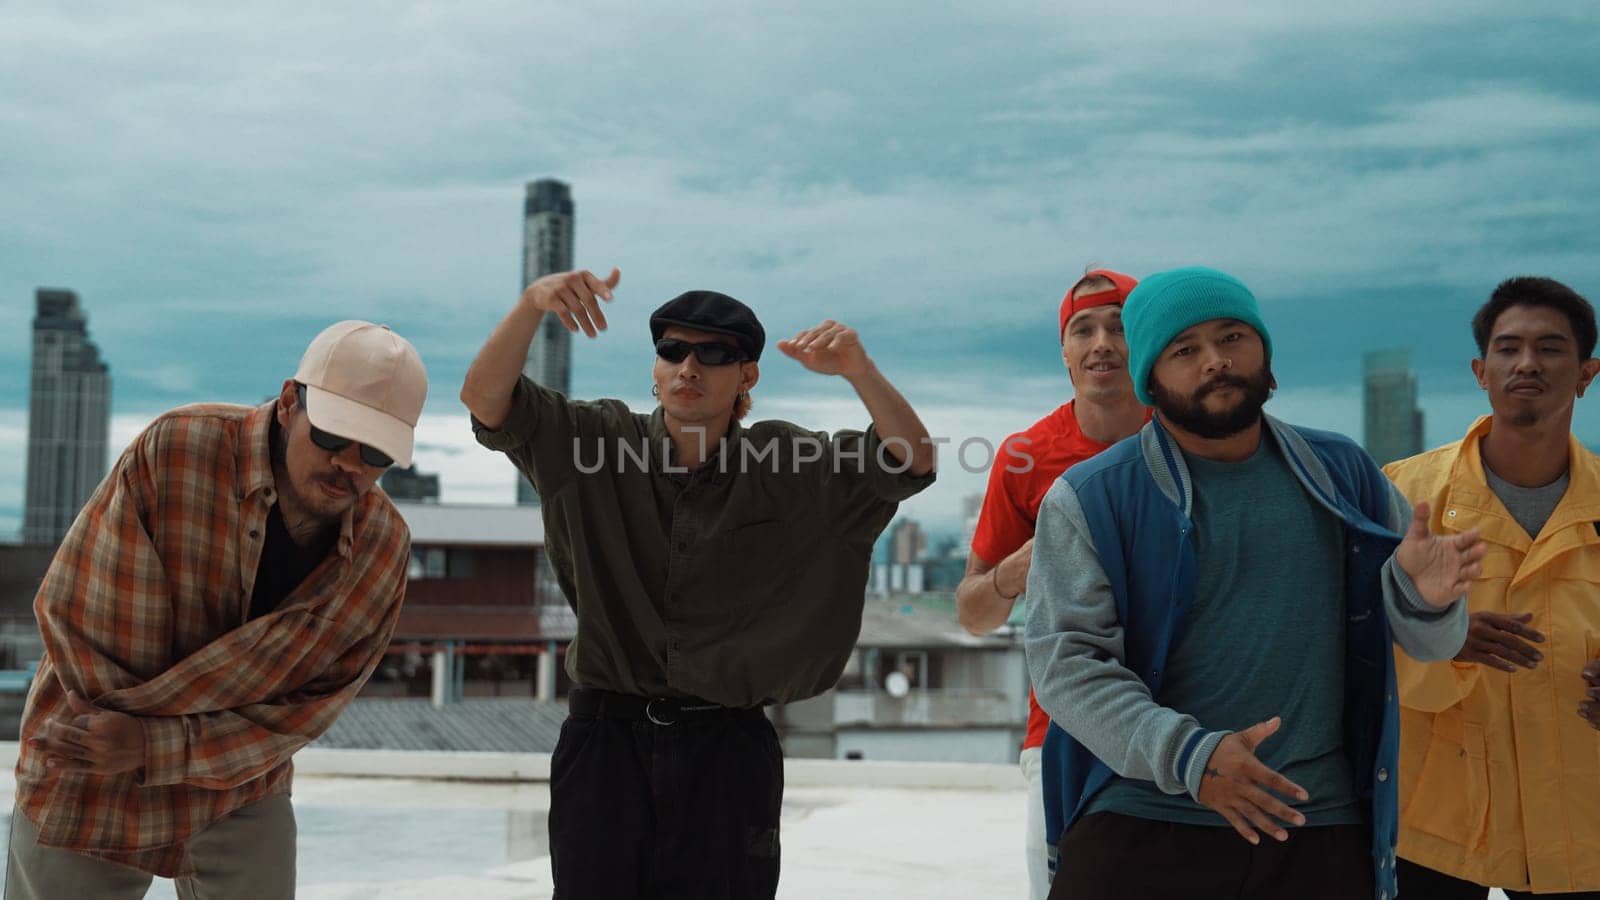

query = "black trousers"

[548,699,783,900]
[1396,858,1600,900]
[1050,812,1373,900]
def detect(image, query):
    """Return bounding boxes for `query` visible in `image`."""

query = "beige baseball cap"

[293,321,428,468]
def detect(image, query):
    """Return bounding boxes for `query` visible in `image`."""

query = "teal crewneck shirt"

[1087,435,1363,827]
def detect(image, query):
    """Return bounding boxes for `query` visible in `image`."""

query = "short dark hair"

[1472,277,1597,360]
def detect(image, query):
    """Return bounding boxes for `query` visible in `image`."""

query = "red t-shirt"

[971,401,1143,750]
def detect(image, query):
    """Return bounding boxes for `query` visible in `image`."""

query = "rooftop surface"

[390,501,545,546]
[0,746,1515,899]
[0,747,1028,899]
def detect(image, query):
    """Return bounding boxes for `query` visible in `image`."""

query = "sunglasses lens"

[656,339,746,365]
[361,446,395,468]
[655,340,690,363]
[310,424,392,468]
[697,345,739,365]
[308,425,351,453]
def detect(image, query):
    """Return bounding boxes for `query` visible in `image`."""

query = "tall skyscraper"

[23,289,111,544]
[517,179,575,505]
[1363,348,1425,466]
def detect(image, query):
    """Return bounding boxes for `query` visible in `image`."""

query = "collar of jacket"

[1140,412,1381,532]
[1442,414,1600,574]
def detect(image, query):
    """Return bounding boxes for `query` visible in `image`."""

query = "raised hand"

[522,268,620,338]
[776,320,871,378]
[1455,611,1544,671]
[1394,501,1487,608]
[1196,717,1309,845]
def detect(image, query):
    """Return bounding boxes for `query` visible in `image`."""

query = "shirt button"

[1447,510,1457,518]
[1377,768,1389,782]
[675,541,688,553]
[249,530,260,539]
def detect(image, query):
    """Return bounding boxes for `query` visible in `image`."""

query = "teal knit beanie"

[1122,266,1272,406]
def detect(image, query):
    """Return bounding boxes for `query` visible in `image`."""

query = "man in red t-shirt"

[957,269,1148,900]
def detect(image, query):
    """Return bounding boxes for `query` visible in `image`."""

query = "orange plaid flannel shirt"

[15,401,409,876]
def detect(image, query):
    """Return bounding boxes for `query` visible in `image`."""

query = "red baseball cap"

[1058,269,1139,339]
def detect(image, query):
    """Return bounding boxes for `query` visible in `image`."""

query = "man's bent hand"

[1395,501,1487,607]
[28,691,147,777]
[523,268,619,338]
[1456,611,1544,671]
[1196,716,1308,846]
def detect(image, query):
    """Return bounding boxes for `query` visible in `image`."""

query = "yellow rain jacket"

[1385,416,1600,893]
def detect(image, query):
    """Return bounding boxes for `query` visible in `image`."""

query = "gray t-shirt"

[1087,436,1363,827]
[1482,452,1569,539]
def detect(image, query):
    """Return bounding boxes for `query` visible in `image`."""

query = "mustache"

[316,473,356,493]
[1194,374,1252,399]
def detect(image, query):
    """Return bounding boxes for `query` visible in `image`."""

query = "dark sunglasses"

[296,385,395,468]
[654,338,750,366]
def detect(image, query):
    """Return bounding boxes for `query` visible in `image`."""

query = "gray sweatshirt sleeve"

[1378,482,1469,661]
[1024,478,1227,800]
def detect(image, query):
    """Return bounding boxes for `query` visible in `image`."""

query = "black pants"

[548,699,783,900]
[1050,812,1373,900]
[1396,858,1600,900]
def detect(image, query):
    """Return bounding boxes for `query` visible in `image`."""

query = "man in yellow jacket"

[1386,276,1600,899]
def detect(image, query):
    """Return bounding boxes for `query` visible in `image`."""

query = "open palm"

[1394,500,1487,607]
[777,320,870,377]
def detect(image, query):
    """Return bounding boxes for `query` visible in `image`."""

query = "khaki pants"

[1021,746,1050,900]
[5,794,296,900]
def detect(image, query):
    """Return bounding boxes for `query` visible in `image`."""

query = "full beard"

[1149,365,1275,440]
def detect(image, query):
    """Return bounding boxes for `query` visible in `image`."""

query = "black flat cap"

[649,290,766,361]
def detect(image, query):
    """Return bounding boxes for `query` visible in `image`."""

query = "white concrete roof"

[0,746,1514,899]
[391,501,544,547]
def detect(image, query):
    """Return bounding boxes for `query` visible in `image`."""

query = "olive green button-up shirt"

[473,376,935,707]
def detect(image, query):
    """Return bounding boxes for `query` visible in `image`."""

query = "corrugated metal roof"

[391,502,544,547]
[313,698,567,753]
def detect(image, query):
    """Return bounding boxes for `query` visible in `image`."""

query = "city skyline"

[22,289,110,544]
[516,178,576,506]
[2,3,1599,539]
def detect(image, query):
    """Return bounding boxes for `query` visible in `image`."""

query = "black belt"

[568,687,751,726]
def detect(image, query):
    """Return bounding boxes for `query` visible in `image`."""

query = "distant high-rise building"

[958,493,984,556]
[381,464,441,503]
[23,289,111,544]
[889,518,927,565]
[517,179,575,505]
[1363,348,1424,466]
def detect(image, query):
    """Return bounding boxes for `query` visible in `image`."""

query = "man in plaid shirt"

[6,321,427,898]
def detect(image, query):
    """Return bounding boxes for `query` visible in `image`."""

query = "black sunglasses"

[296,385,395,468]
[654,338,750,366]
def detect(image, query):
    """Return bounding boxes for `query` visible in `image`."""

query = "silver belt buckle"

[645,698,677,726]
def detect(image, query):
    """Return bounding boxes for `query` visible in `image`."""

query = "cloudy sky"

[4,1,1599,539]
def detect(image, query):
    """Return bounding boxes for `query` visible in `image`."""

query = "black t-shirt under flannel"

[250,503,337,620]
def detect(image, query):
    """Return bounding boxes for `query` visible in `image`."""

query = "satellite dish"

[885,670,911,698]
